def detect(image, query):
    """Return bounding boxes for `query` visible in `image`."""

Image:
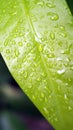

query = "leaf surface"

[0,0,73,129]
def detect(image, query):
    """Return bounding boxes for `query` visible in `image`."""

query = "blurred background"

[0,1,73,130]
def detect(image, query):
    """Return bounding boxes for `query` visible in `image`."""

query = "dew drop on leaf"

[50,32,55,40]
[18,42,23,46]
[59,25,65,31]
[57,68,65,75]
[41,92,45,98]
[15,50,19,57]
[64,94,68,100]
[46,3,55,8]
[68,106,72,111]
[28,85,32,89]
[38,44,43,52]
[59,32,67,38]
[47,12,59,21]
[6,49,10,54]
[24,72,28,79]
[43,107,49,114]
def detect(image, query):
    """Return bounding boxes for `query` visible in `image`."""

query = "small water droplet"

[37,78,41,82]
[68,78,71,82]
[12,41,16,44]
[15,50,19,57]
[38,44,43,52]
[6,49,10,54]
[27,43,31,47]
[4,42,8,46]
[59,32,67,38]
[59,25,65,30]
[28,85,32,89]
[41,93,44,98]
[19,33,23,36]
[46,3,55,8]
[43,107,48,114]
[14,34,17,38]
[57,57,62,61]
[47,12,59,20]
[64,94,68,100]
[50,32,55,40]
[57,69,65,75]
[68,106,72,111]
[3,9,5,13]
[54,117,58,122]
[38,1,45,7]
[18,42,23,46]
[24,72,28,79]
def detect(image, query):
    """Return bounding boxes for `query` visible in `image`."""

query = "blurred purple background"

[0,54,54,130]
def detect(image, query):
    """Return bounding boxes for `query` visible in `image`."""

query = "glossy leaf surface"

[0,0,73,129]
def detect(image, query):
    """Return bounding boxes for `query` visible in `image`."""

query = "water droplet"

[27,43,31,47]
[59,32,67,38]
[68,106,72,111]
[59,25,65,30]
[15,50,19,57]
[24,72,28,79]
[45,97,48,102]
[32,95,35,100]
[38,44,43,52]
[38,1,45,7]
[3,9,5,13]
[18,42,23,46]
[37,78,41,82]
[17,64,21,68]
[14,34,17,38]
[41,72,47,77]
[4,42,8,46]
[50,32,55,40]
[19,33,23,36]
[41,93,44,98]
[51,13,59,20]
[57,69,65,75]
[28,85,32,89]
[12,41,16,44]
[46,3,55,8]
[43,107,48,114]
[6,49,10,54]
[54,117,58,122]
[64,94,68,100]
[57,57,62,61]
[47,12,59,20]
[68,78,71,82]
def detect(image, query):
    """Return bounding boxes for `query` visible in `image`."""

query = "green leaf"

[0,0,73,129]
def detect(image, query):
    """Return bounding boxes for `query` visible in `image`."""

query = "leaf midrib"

[19,0,66,128]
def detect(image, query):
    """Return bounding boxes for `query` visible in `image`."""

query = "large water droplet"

[57,69,65,75]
